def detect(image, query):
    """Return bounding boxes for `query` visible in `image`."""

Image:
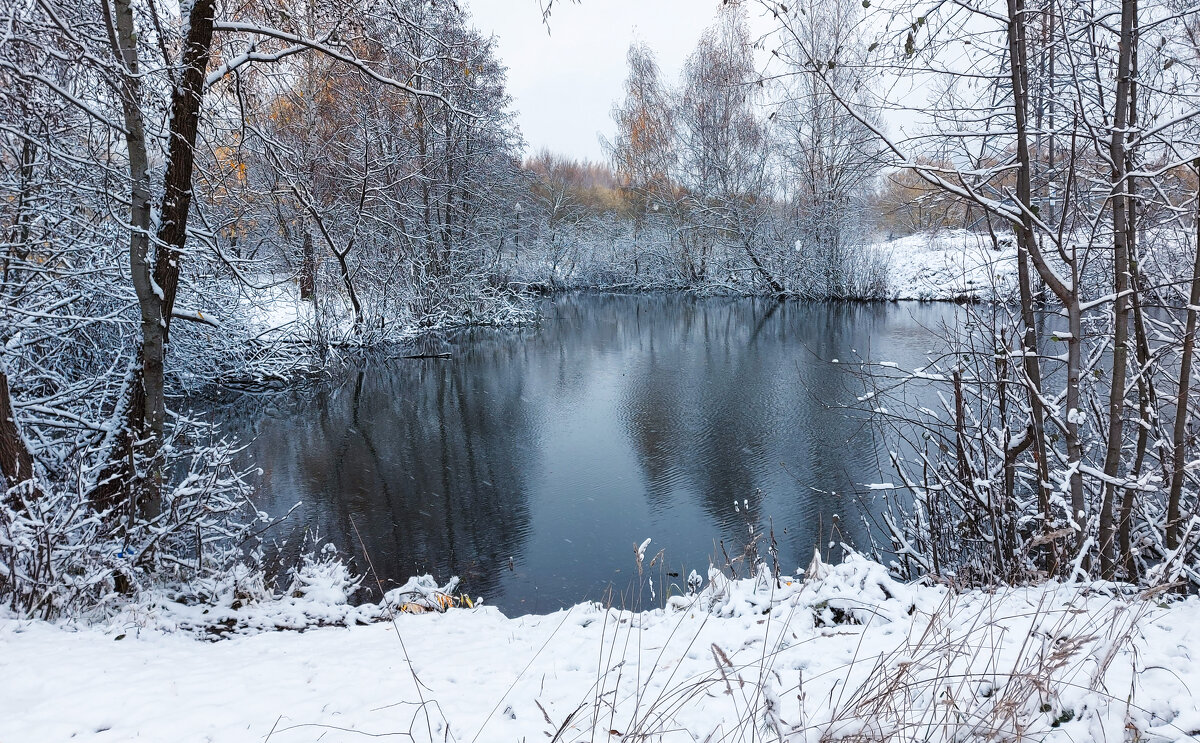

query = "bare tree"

[770,0,885,297]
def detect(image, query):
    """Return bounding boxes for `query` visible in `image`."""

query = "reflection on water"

[224,293,963,614]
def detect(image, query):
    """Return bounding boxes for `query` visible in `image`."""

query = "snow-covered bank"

[4,555,1198,742]
[506,229,1019,302]
[230,233,1016,344]
[233,279,535,347]
[878,230,1018,301]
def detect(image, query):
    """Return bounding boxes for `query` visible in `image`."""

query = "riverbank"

[233,231,1011,359]
[504,230,1018,302]
[3,554,1197,742]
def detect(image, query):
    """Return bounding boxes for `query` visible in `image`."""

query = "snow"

[233,234,1020,342]
[4,553,1200,742]
[637,536,652,563]
[877,230,1018,301]
[239,279,316,341]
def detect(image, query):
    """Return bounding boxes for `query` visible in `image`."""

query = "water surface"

[227,294,962,614]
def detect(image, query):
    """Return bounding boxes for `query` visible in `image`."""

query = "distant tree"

[607,44,677,209]
[874,165,970,236]
[770,0,884,294]
[675,4,780,291]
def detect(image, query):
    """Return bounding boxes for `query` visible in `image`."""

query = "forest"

[5,0,1200,739]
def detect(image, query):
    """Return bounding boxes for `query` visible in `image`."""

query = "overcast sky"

[469,1,729,163]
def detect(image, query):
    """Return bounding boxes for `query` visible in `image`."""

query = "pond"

[225,293,965,614]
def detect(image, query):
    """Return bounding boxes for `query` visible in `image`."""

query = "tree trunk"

[1120,147,1153,576]
[1005,0,1055,554]
[742,240,785,295]
[300,231,316,300]
[1064,266,1086,549]
[154,0,217,338]
[1167,165,1200,551]
[0,370,40,505]
[108,0,164,520]
[1100,0,1137,578]
[335,248,364,330]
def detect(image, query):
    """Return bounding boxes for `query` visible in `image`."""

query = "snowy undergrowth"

[107,550,466,639]
[236,276,536,346]
[506,229,1020,301]
[2,551,1198,742]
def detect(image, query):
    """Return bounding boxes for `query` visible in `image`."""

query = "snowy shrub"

[287,549,362,605]
[852,295,1200,590]
[0,417,273,622]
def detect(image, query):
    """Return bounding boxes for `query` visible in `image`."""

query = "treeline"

[505,5,991,299]
[504,5,890,298]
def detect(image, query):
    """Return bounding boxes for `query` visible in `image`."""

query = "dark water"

[226,294,962,614]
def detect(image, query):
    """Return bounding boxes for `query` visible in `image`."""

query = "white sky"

[468,0,730,163]
[466,2,930,166]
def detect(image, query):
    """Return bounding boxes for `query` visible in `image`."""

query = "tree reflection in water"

[223,294,961,613]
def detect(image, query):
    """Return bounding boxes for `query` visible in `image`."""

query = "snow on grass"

[2,553,1199,742]
[878,230,1018,302]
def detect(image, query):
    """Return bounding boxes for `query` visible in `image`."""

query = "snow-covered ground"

[239,278,315,341]
[877,230,1018,301]
[3,554,1198,742]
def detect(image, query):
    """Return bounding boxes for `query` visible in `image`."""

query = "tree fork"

[91,0,217,518]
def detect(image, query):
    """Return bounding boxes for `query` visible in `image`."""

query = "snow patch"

[878,230,1018,301]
